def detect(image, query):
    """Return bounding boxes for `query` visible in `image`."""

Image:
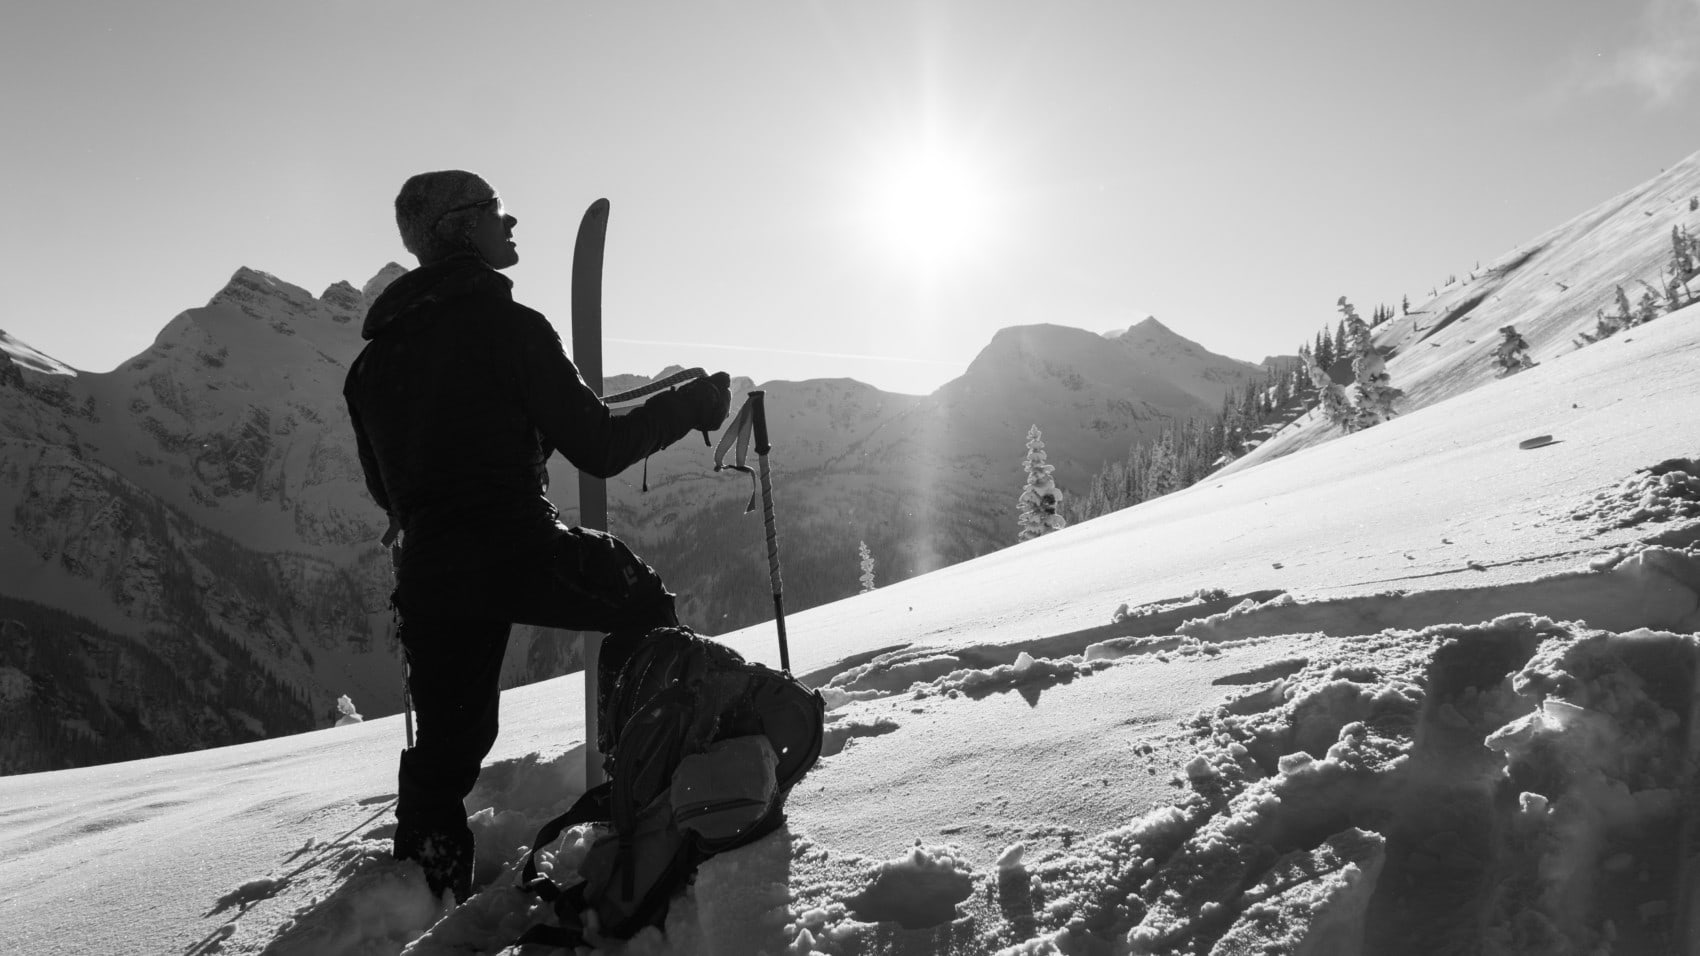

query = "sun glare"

[865,147,992,267]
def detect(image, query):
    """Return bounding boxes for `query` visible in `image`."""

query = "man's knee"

[553,528,675,613]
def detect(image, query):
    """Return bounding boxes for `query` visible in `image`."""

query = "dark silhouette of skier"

[344,170,730,901]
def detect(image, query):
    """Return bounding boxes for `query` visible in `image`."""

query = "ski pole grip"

[750,390,770,455]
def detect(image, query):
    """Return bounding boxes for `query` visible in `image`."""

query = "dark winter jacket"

[343,255,699,577]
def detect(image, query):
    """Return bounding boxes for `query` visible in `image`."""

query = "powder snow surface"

[2,294,1699,955]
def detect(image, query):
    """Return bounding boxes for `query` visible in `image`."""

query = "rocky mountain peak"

[1100,315,1169,339]
[1116,316,1188,347]
[208,267,318,320]
[362,263,409,307]
[319,281,364,324]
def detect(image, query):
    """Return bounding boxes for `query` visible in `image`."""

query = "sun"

[864,146,993,267]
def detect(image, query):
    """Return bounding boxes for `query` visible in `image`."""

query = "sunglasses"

[437,195,503,222]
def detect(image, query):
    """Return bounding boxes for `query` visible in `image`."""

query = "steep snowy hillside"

[1229,144,1700,473]
[1,299,1694,956]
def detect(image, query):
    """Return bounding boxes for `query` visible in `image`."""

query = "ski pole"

[748,390,790,672]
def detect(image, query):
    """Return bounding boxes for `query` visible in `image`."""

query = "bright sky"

[4,1,1699,395]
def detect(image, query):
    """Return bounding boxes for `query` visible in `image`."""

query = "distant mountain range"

[0,269,1275,773]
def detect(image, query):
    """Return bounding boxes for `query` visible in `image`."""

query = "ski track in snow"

[184,501,1700,955]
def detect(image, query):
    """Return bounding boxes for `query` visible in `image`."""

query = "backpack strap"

[513,882,589,948]
[517,781,613,899]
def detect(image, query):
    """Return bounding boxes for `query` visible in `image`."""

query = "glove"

[678,371,732,433]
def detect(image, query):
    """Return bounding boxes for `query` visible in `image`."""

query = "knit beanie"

[394,170,496,263]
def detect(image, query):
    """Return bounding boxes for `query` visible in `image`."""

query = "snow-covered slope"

[2,301,1695,956]
[1229,144,1700,473]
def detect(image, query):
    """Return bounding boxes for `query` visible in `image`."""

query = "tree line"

[1061,360,1316,525]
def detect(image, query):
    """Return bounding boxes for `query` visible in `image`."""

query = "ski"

[572,198,610,532]
[571,197,610,787]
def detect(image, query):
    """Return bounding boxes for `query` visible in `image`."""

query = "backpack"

[514,626,825,947]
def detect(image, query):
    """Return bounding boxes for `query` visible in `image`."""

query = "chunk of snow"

[335,694,363,726]
[996,842,1026,871]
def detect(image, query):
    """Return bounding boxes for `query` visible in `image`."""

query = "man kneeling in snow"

[343,170,730,901]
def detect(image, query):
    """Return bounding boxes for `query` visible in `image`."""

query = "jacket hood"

[361,254,515,340]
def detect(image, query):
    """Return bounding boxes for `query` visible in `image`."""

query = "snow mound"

[845,843,977,930]
[1567,455,1700,532]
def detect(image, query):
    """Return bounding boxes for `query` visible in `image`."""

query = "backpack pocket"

[669,734,779,846]
[579,789,694,938]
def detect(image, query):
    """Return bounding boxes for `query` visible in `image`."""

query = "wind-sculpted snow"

[182,557,1697,956]
[1565,456,1700,533]
[1174,543,1700,644]
[1,539,1695,954]
[980,615,1697,956]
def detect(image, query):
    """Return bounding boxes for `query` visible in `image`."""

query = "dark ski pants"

[391,527,678,854]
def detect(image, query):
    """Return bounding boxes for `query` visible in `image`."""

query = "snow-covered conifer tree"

[857,540,876,593]
[1314,330,1334,371]
[1337,297,1401,429]
[1339,297,1370,353]
[1307,355,1353,429]
[1495,325,1534,375]
[1018,425,1067,541]
[1145,433,1181,497]
[1576,307,1623,347]
[1635,286,1662,325]
[334,695,363,727]
[1668,225,1696,307]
